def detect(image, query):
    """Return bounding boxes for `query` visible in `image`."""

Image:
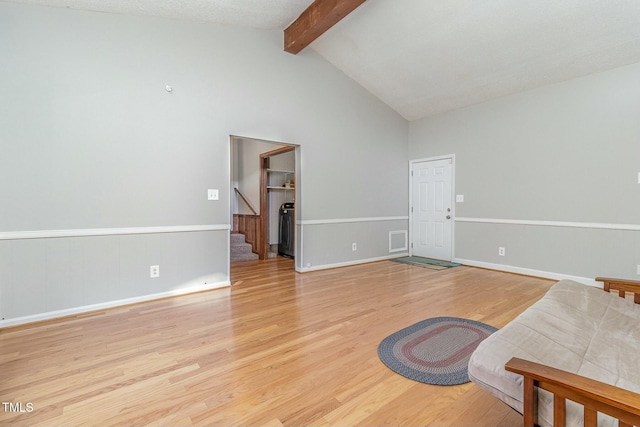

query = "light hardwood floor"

[0,258,554,426]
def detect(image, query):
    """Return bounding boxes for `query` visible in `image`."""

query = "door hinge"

[411,206,413,213]
[411,243,413,248]
[411,170,414,176]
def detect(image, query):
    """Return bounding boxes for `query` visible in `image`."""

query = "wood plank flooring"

[0,258,554,426]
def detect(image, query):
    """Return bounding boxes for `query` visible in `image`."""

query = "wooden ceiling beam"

[284,0,367,54]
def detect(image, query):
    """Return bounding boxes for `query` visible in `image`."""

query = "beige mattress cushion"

[468,279,640,427]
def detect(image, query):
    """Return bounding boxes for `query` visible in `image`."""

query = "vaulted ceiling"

[10,0,640,121]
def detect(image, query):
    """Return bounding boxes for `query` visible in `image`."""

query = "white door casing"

[410,157,454,261]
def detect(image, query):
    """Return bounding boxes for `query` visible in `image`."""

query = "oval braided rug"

[377,317,498,385]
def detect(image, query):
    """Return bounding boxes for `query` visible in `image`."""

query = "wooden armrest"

[595,277,640,304]
[505,357,640,427]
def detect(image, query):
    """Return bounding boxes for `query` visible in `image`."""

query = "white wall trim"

[410,154,456,163]
[455,217,640,231]
[0,224,230,241]
[0,280,231,328]
[297,253,409,273]
[298,216,408,225]
[454,258,601,287]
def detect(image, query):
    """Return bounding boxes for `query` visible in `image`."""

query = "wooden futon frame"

[505,277,640,427]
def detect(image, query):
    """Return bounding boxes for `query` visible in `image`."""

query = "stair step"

[230,231,258,262]
[230,233,247,244]
[231,242,254,254]
[231,252,259,262]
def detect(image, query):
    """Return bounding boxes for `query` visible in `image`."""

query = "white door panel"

[411,158,453,261]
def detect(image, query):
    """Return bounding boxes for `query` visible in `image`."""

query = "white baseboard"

[3,259,601,327]
[0,280,231,328]
[296,253,409,273]
[454,258,600,287]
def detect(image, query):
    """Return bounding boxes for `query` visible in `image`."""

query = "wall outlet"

[352,242,357,251]
[207,189,219,200]
[150,265,160,278]
[498,247,506,256]
[637,264,640,275]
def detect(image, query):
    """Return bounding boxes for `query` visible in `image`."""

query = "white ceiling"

[313,0,640,120]
[6,0,315,29]
[9,0,640,121]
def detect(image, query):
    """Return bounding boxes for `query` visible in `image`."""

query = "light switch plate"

[456,194,464,203]
[208,189,219,200]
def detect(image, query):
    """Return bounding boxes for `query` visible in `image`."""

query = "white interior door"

[411,158,453,261]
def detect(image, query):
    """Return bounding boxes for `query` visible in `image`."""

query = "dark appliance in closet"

[278,202,294,258]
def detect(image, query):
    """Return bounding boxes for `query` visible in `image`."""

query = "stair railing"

[234,187,258,215]
[233,188,262,258]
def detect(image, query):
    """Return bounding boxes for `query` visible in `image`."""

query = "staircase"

[230,232,259,262]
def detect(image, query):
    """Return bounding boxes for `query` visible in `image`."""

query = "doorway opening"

[229,136,300,267]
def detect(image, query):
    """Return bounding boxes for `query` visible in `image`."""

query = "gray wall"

[301,220,409,270]
[0,2,408,324]
[409,61,640,281]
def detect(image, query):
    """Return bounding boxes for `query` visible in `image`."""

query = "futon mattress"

[468,279,640,427]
